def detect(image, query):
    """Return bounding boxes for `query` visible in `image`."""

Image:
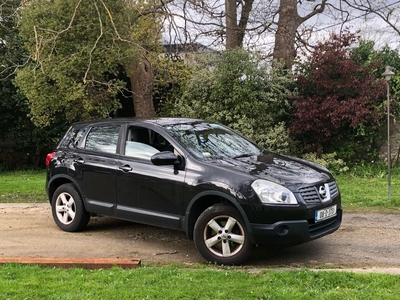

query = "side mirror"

[151,151,179,166]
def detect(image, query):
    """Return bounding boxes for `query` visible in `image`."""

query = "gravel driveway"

[1,203,400,273]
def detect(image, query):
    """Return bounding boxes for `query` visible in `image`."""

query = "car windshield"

[164,122,261,159]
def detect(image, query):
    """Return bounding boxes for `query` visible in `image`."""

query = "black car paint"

[46,118,342,247]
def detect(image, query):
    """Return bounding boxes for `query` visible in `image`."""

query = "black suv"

[45,118,342,265]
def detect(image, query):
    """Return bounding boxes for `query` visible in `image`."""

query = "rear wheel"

[51,184,90,232]
[194,204,254,265]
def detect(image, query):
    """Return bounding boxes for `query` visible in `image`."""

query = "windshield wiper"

[232,152,258,159]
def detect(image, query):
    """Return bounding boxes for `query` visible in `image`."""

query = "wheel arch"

[184,191,253,241]
[47,175,83,204]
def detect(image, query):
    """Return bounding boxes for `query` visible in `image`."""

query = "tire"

[194,204,254,265]
[51,184,90,232]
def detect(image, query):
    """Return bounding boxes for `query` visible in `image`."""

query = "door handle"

[74,158,85,164]
[118,165,132,172]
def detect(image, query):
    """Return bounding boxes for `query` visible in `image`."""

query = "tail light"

[45,152,56,166]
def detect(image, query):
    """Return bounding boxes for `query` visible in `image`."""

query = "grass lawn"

[1,264,399,299]
[336,175,400,211]
[0,170,47,203]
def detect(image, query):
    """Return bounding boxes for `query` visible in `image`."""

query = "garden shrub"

[171,49,294,153]
[302,152,349,175]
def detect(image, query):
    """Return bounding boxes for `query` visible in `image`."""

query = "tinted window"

[85,125,120,154]
[164,122,261,159]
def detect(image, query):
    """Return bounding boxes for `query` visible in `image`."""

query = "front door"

[116,125,186,229]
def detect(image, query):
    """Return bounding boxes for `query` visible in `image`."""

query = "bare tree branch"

[84,0,104,84]
[343,0,400,36]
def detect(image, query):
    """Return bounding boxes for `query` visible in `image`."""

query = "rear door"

[72,124,121,216]
[116,125,186,229]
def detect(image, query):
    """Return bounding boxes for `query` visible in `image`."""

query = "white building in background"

[162,42,214,63]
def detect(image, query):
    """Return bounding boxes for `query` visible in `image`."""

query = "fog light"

[276,225,289,235]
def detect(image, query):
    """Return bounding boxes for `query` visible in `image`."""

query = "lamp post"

[382,66,395,201]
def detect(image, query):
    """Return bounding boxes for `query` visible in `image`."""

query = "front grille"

[298,186,320,203]
[299,181,339,204]
[328,181,339,198]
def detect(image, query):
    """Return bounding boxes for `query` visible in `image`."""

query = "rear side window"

[85,125,120,154]
[59,125,87,149]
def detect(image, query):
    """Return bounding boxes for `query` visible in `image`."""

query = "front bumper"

[249,208,342,246]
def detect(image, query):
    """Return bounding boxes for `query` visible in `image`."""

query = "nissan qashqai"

[45,118,342,265]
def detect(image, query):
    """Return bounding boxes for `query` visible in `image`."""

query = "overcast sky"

[163,0,400,53]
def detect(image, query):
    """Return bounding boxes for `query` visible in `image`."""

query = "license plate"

[315,205,337,222]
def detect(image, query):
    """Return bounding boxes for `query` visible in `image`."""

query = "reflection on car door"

[116,126,186,229]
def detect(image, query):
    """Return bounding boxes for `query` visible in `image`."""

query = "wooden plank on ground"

[0,257,141,269]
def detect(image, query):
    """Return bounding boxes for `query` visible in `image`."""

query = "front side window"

[85,125,120,154]
[164,122,261,159]
[124,127,160,160]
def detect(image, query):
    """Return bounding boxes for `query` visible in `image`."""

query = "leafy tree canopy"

[0,0,23,140]
[351,40,400,116]
[154,57,191,115]
[15,0,161,127]
[0,0,67,167]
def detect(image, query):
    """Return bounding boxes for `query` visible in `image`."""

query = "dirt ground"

[1,203,400,273]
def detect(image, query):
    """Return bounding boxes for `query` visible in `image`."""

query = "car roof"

[72,117,205,127]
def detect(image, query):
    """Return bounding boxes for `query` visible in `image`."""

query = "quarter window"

[61,125,88,149]
[85,125,120,154]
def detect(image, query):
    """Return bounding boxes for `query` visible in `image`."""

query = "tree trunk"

[273,0,302,68]
[126,52,156,118]
[273,0,327,68]
[226,0,238,49]
[225,0,254,49]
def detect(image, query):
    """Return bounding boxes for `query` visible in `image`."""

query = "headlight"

[251,180,298,205]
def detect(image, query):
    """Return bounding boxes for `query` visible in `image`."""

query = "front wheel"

[51,184,90,232]
[194,204,254,265]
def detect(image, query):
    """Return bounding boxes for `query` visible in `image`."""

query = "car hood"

[208,151,332,187]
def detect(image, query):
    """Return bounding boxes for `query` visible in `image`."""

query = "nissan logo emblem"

[319,186,327,198]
